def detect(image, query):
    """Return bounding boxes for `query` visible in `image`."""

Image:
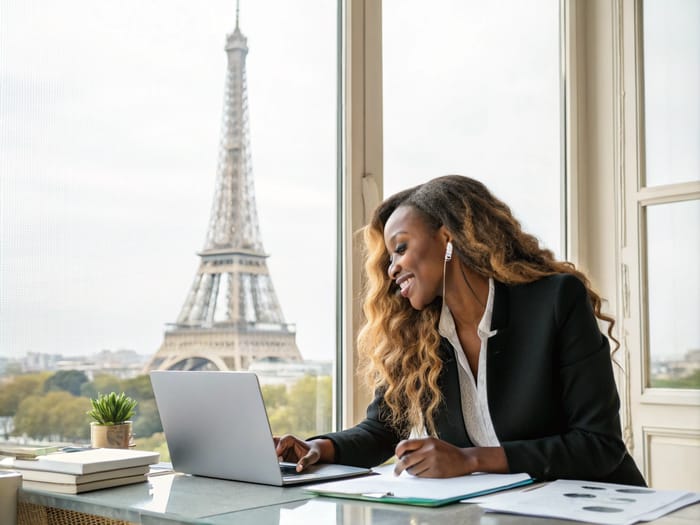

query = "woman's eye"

[395,243,407,255]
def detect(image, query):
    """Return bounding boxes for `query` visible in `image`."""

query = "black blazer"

[319,274,646,485]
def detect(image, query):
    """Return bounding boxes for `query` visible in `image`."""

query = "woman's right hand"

[273,434,324,472]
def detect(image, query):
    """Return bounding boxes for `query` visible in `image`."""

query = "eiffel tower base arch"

[146,326,302,372]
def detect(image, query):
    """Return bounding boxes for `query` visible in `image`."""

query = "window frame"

[341,0,568,427]
[339,0,383,427]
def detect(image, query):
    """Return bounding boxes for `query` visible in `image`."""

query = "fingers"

[394,451,428,477]
[394,438,426,459]
[274,434,315,467]
[273,434,286,456]
[274,434,299,460]
[296,447,320,472]
[395,438,443,477]
[394,438,427,477]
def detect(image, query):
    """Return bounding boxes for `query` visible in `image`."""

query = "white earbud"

[445,241,453,262]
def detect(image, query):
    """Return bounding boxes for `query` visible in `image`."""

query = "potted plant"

[87,392,137,449]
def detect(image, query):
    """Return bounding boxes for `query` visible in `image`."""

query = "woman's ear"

[437,226,453,261]
[437,225,452,245]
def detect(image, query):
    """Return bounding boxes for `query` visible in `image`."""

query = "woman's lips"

[398,276,414,297]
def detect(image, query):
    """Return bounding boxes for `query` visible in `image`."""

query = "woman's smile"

[396,274,415,297]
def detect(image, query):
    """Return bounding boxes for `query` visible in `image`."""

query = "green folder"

[304,469,533,507]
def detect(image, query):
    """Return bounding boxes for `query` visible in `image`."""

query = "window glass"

[0,1,336,449]
[646,200,700,389]
[383,0,562,256]
[642,0,700,187]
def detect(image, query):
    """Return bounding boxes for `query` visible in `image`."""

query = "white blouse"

[438,277,500,446]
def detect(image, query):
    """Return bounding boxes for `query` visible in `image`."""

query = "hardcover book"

[9,464,149,484]
[5,448,159,475]
[22,474,148,494]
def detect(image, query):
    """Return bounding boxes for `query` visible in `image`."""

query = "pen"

[60,446,94,453]
[360,491,394,498]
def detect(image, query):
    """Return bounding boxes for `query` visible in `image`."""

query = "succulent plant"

[87,392,137,425]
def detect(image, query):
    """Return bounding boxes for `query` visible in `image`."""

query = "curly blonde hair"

[357,175,618,437]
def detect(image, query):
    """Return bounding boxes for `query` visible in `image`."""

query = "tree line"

[0,370,162,442]
[0,370,332,445]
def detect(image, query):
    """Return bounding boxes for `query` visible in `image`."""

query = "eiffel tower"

[147,4,302,372]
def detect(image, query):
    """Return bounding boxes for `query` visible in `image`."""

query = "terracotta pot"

[90,421,134,449]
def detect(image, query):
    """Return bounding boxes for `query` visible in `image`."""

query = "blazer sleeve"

[500,275,631,482]
[310,388,402,468]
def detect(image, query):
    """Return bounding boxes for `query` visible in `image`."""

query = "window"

[645,201,700,388]
[0,1,337,447]
[579,0,700,489]
[383,0,563,256]
[641,0,700,389]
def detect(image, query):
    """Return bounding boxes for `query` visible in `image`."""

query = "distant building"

[23,352,63,372]
[651,348,700,381]
[248,358,332,387]
[7,350,149,379]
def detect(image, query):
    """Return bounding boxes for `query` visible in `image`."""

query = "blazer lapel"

[435,342,471,446]
[487,280,510,356]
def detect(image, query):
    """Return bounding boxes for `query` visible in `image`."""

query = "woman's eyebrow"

[387,230,408,244]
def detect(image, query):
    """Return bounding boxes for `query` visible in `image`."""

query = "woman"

[275,175,645,485]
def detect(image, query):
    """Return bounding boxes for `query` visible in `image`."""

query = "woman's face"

[383,205,447,310]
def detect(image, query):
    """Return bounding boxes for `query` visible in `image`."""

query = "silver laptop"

[150,370,371,486]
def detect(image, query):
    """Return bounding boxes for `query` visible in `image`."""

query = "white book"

[7,448,159,475]
[22,474,148,494]
[9,464,149,484]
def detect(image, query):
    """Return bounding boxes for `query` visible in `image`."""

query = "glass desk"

[17,472,700,525]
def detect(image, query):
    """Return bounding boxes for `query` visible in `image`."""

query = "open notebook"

[150,370,370,486]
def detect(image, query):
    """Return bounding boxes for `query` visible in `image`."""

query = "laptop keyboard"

[279,463,303,476]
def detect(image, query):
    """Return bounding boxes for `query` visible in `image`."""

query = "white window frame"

[341,0,569,427]
[340,0,383,427]
[564,0,700,478]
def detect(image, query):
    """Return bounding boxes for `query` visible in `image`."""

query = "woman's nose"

[387,257,399,279]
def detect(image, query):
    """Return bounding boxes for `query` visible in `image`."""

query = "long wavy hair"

[357,175,618,437]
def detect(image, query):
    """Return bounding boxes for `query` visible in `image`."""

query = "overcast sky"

[1,0,696,364]
[1,0,337,362]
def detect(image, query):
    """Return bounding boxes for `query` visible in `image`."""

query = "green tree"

[13,392,90,441]
[13,395,50,440]
[132,399,162,438]
[123,374,156,400]
[261,384,288,409]
[45,370,89,396]
[46,392,91,441]
[267,405,295,436]
[80,373,122,399]
[263,376,332,437]
[0,373,50,417]
[287,375,332,436]
[135,432,170,462]
[651,369,700,389]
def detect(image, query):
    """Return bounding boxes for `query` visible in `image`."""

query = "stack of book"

[0,448,160,494]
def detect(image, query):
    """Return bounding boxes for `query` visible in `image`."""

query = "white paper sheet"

[305,463,532,504]
[479,479,700,525]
